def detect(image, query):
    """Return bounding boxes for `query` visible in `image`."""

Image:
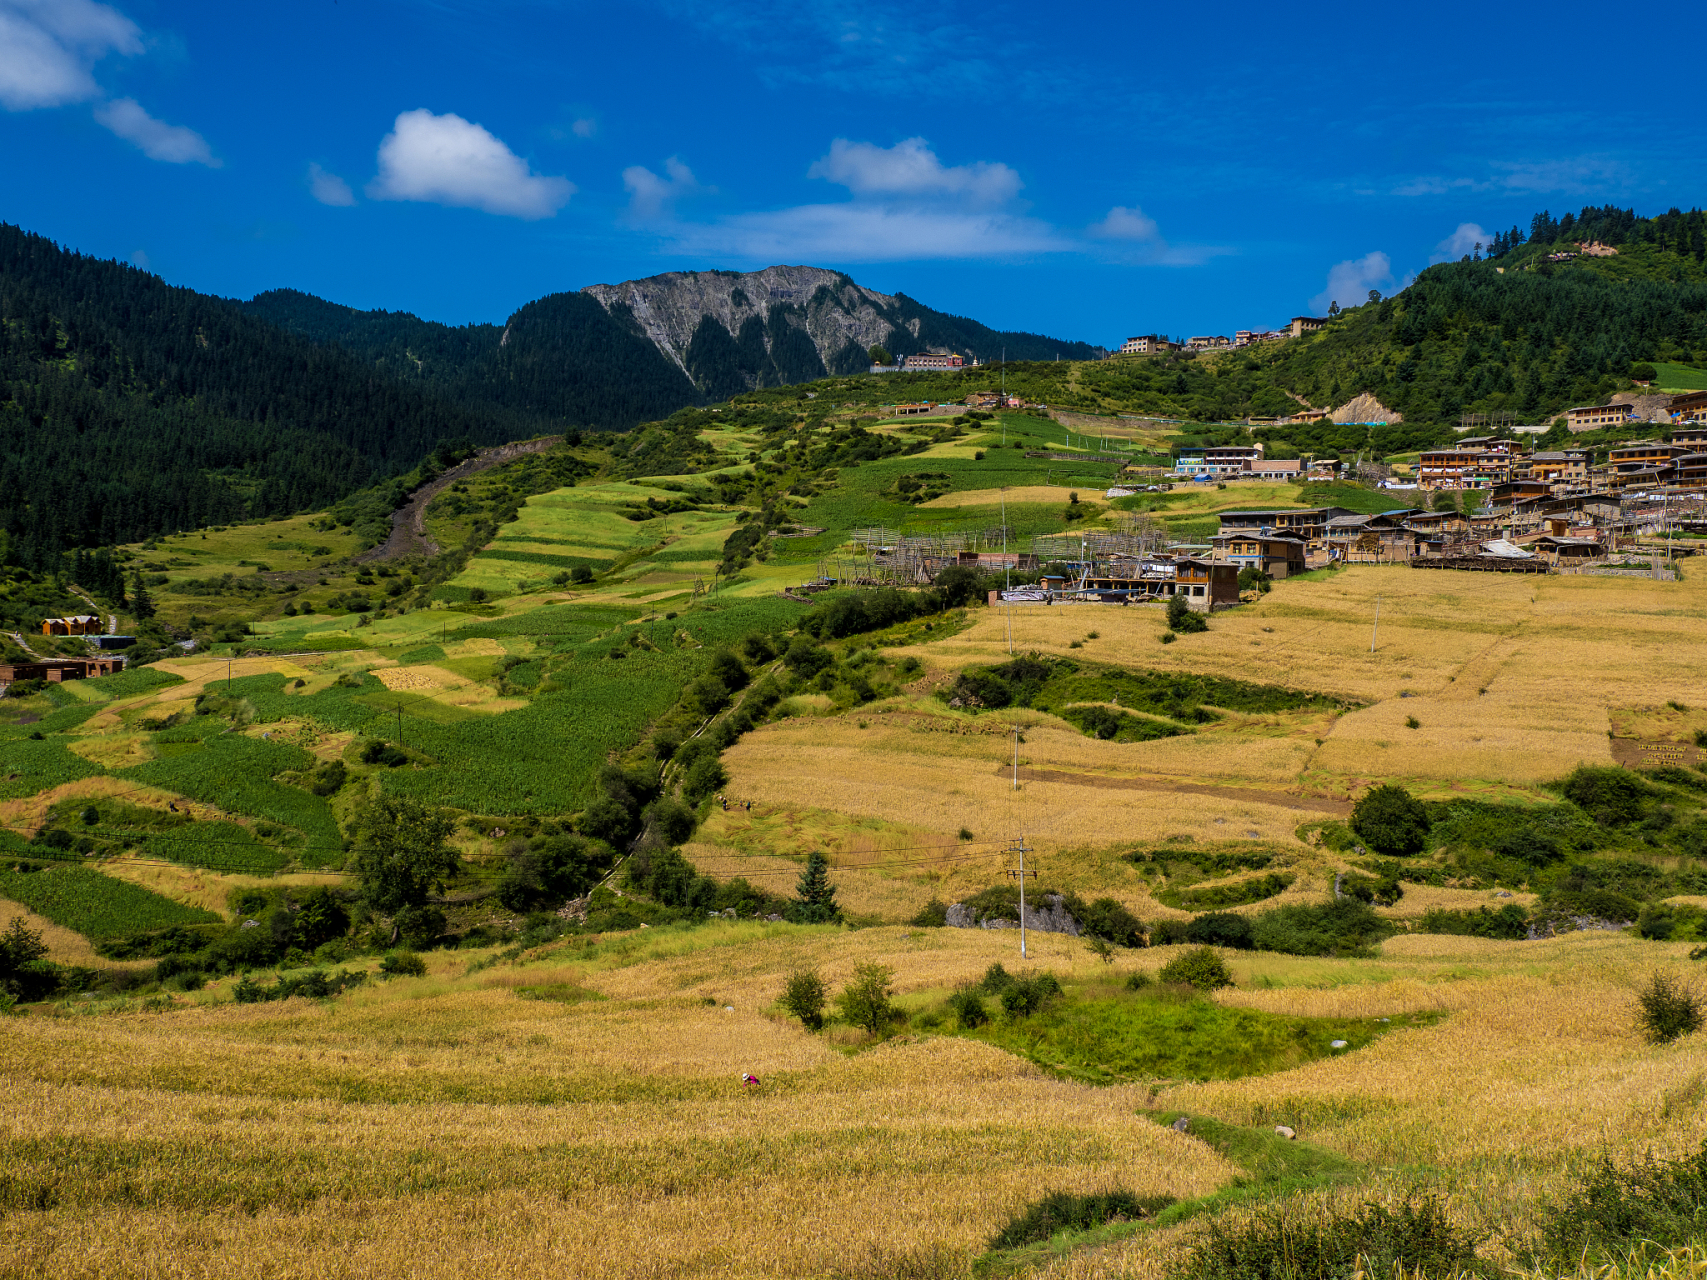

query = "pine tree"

[792,850,840,924]
[128,570,155,620]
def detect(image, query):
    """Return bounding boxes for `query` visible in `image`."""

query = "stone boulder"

[944,893,1081,936]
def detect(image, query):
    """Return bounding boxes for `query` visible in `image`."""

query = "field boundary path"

[993,764,1352,815]
[358,436,562,563]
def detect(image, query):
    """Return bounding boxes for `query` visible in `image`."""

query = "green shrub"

[1159,946,1232,990]
[1251,899,1389,956]
[836,962,898,1037]
[1178,1195,1483,1280]
[988,1189,1175,1249]
[999,972,1062,1017]
[979,962,1014,994]
[644,797,697,845]
[309,760,347,796]
[948,985,989,1029]
[1077,897,1145,947]
[1351,784,1431,855]
[359,739,408,768]
[1635,972,1703,1044]
[1337,866,1403,906]
[1151,918,1190,946]
[781,968,827,1030]
[380,950,427,977]
[1560,766,1658,827]
[393,904,445,949]
[1418,904,1529,940]
[909,899,948,927]
[1185,912,1255,949]
[1532,1141,1707,1269]
[1166,595,1208,633]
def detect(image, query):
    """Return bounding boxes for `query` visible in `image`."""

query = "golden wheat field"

[3,920,1703,1280]
[703,563,1707,883]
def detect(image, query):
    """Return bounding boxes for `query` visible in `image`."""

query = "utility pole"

[395,702,404,748]
[1370,595,1381,653]
[227,656,232,692]
[1006,833,1036,959]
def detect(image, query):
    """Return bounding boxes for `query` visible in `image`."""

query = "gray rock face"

[581,266,908,391]
[944,894,1082,937]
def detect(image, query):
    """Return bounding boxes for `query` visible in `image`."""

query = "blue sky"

[3,0,1703,346]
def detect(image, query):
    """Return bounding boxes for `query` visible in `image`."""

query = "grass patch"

[961,985,1422,1085]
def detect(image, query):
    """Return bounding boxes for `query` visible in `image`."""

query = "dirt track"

[357,437,562,563]
[989,764,1352,815]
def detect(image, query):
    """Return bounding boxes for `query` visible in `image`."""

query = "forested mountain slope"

[247,265,1102,417]
[0,224,538,563]
[240,288,700,430]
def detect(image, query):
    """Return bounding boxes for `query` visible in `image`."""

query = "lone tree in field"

[352,795,459,936]
[836,962,898,1037]
[791,850,841,923]
[781,968,827,1030]
[1636,972,1703,1044]
[1166,594,1208,634]
[868,344,891,366]
[1351,784,1431,856]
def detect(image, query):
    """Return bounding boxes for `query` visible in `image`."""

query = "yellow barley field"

[2,925,1703,1279]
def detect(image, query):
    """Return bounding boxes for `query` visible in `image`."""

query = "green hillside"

[0,223,551,562]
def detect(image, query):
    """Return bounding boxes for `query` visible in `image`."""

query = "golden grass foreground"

[3,921,1706,1279]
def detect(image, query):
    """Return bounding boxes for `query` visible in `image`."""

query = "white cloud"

[94,97,218,165]
[1089,205,1160,242]
[1391,175,1477,197]
[571,117,596,138]
[0,0,140,111]
[308,162,355,207]
[666,203,1067,263]
[642,137,1223,268]
[622,156,702,220]
[1488,156,1629,195]
[129,248,149,270]
[1430,222,1487,264]
[1311,251,1394,313]
[1084,204,1228,266]
[808,137,1021,205]
[367,109,574,219]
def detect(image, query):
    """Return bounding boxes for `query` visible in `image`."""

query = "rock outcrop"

[1331,393,1402,424]
[582,266,898,394]
[578,266,1102,399]
[945,893,1082,937]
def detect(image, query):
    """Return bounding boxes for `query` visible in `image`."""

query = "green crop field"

[0,735,104,800]
[120,726,342,859]
[1652,361,1707,390]
[0,860,220,938]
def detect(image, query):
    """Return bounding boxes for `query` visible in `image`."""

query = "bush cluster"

[1158,946,1233,990]
[1151,899,1389,957]
[988,1189,1175,1249]
[1532,1141,1707,1269]
[1178,1195,1484,1280]
[233,967,367,1003]
[1417,904,1530,940]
